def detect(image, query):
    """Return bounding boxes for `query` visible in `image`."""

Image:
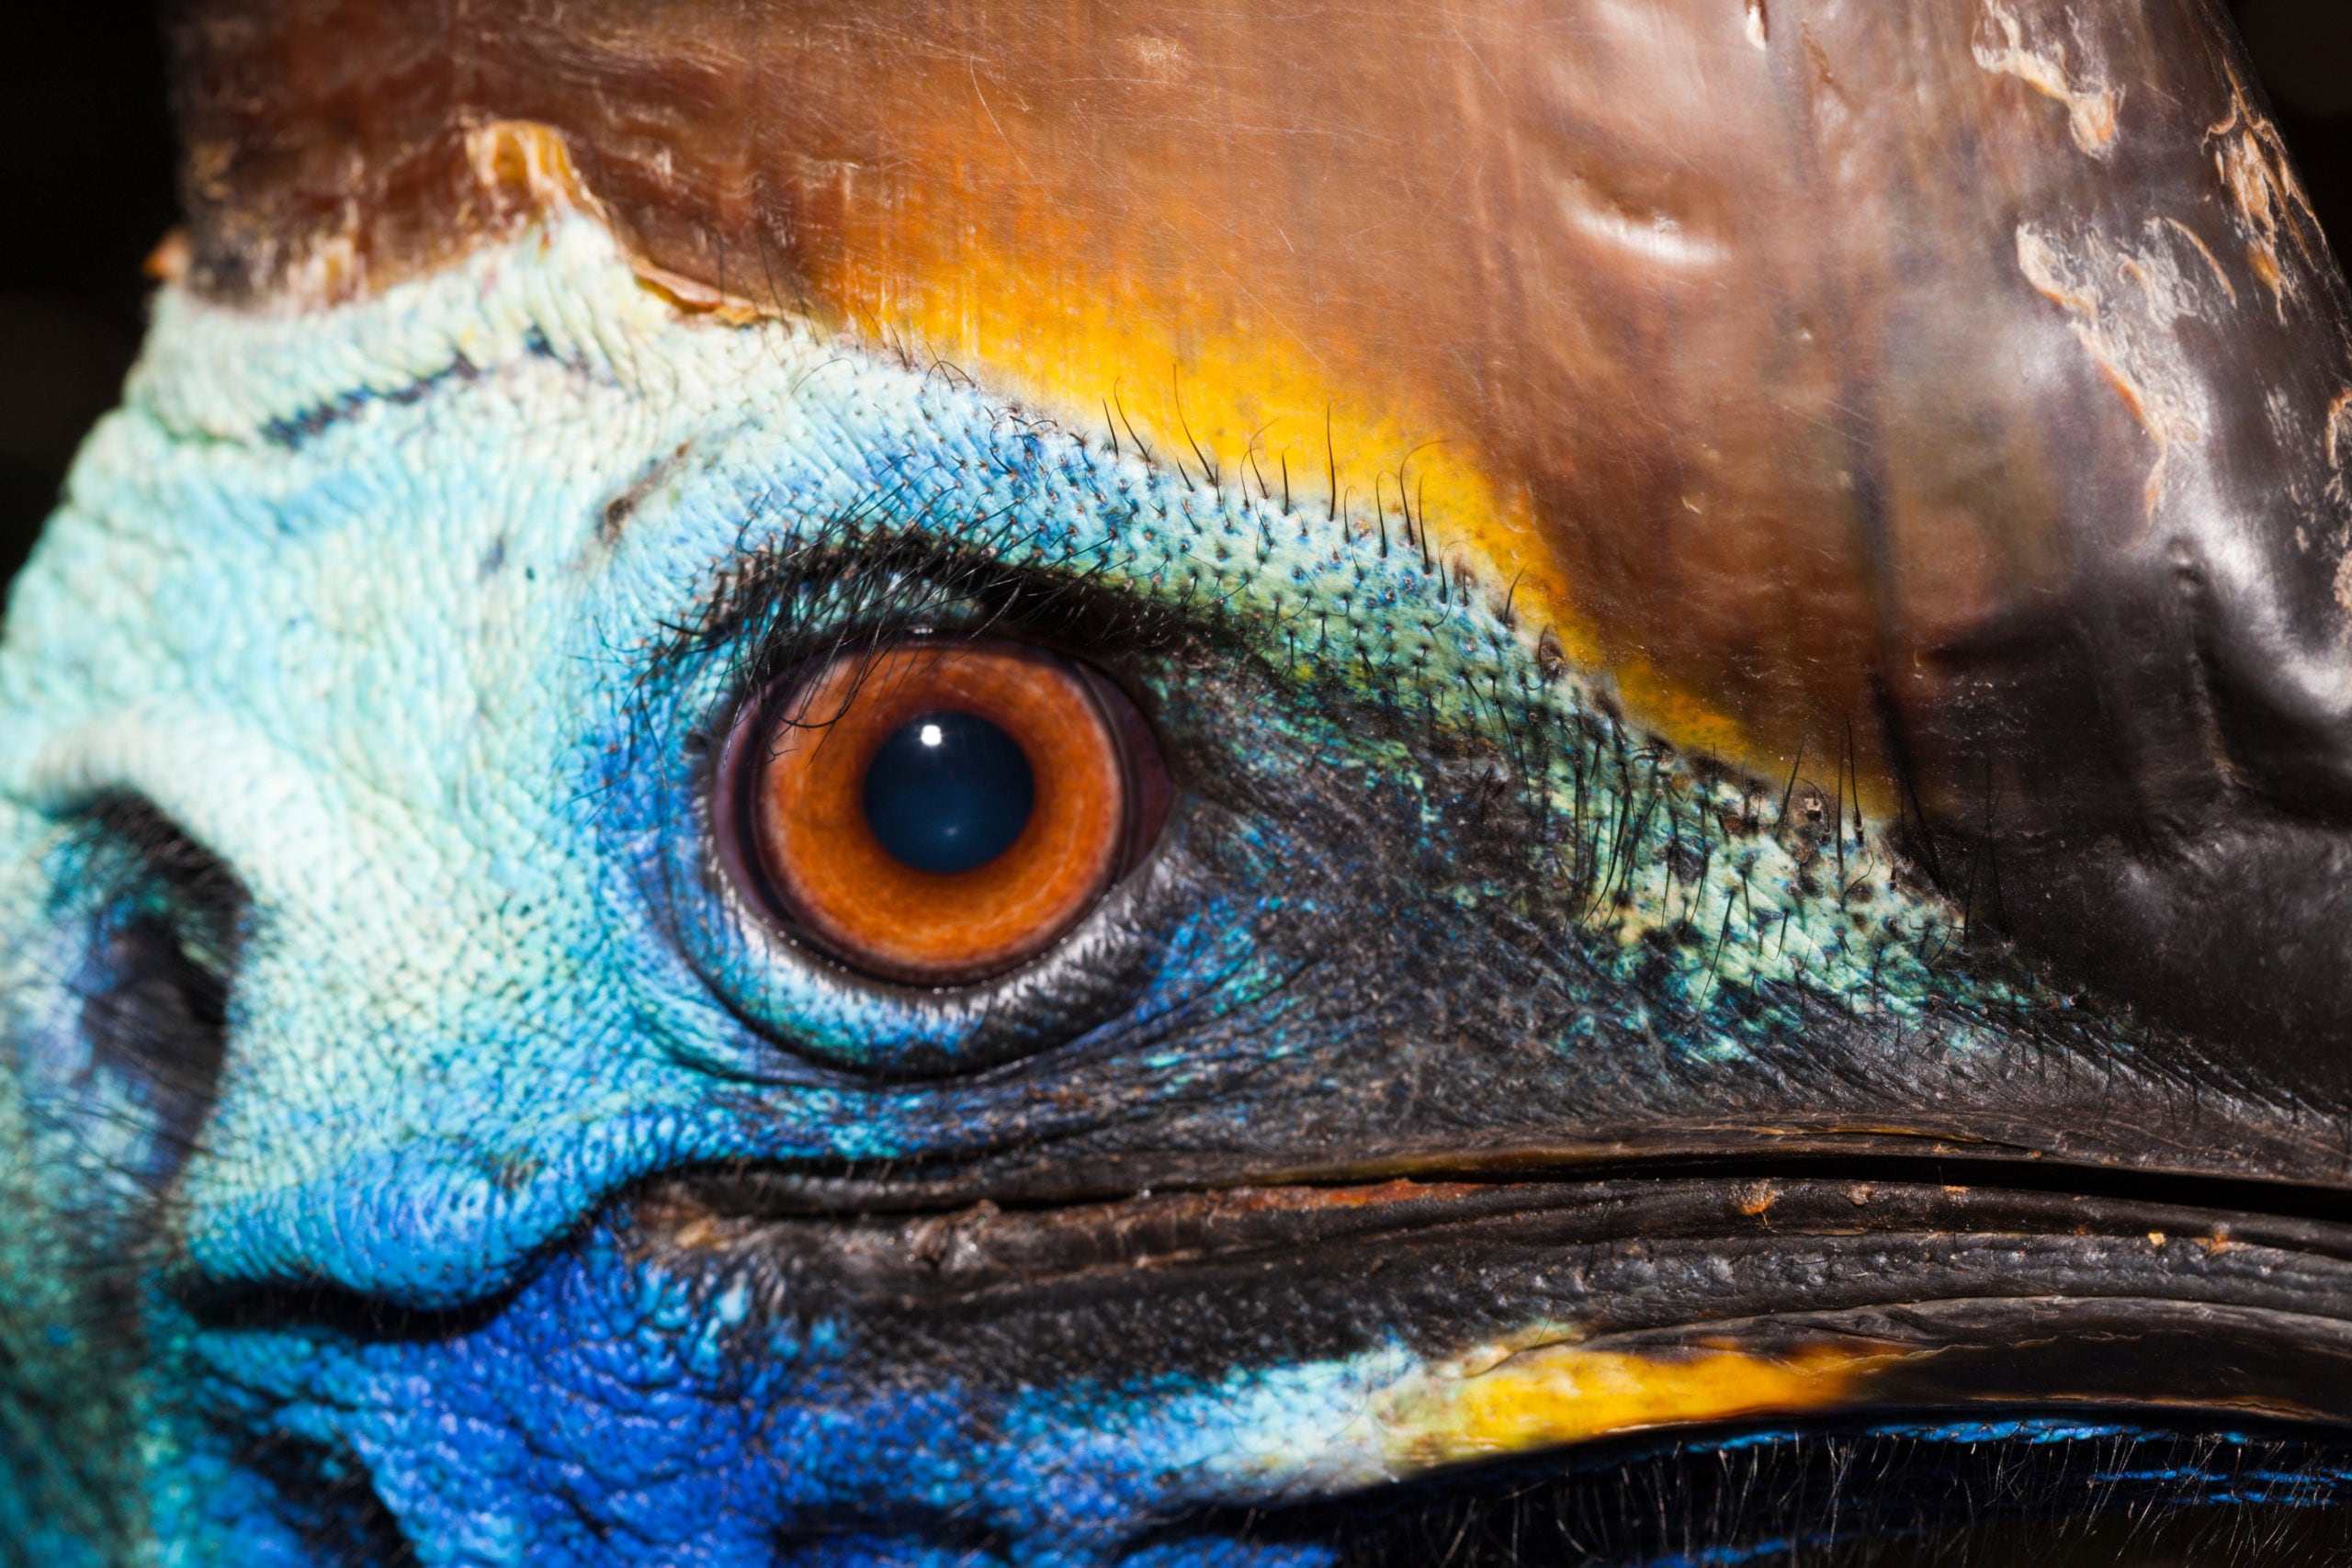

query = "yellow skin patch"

[822,238,1776,776]
[432,111,1792,785]
[1373,1340,1914,1472]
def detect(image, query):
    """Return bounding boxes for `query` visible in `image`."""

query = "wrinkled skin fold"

[14,0,2352,1563]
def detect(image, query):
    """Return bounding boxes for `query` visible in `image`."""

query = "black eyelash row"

[645,509,1201,722]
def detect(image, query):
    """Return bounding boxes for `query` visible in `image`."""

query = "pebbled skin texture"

[7,209,2352,1564]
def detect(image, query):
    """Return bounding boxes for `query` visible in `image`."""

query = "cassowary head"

[11,0,2352,1562]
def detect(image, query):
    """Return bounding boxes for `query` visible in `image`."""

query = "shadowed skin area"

[9,202,2352,1565]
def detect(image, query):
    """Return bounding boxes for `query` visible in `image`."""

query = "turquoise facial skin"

[0,210,2125,1564]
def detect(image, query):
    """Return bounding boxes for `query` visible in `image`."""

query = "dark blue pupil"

[861,709,1035,874]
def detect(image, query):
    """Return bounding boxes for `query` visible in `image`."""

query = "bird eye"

[720,637,1166,986]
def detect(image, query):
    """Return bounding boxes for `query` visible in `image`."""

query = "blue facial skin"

[0,212,2307,1564]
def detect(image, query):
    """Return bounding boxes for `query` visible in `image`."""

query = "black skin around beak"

[645,1166,2352,1423]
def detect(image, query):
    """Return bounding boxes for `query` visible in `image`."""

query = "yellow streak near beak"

[1374,1341,1914,1472]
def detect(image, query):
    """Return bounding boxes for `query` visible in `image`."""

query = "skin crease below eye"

[6,165,2352,1568]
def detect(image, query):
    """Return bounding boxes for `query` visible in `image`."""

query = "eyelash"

[652,523,1189,719]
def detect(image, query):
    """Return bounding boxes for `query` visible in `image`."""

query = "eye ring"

[718,637,1165,987]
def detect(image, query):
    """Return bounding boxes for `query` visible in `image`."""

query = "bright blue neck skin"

[0,212,2260,1565]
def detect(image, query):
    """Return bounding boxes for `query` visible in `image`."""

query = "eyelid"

[646,529,1194,724]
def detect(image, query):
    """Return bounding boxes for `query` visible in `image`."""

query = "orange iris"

[734,638,1157,985]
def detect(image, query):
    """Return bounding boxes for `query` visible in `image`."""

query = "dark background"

[2,3,2350,596]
